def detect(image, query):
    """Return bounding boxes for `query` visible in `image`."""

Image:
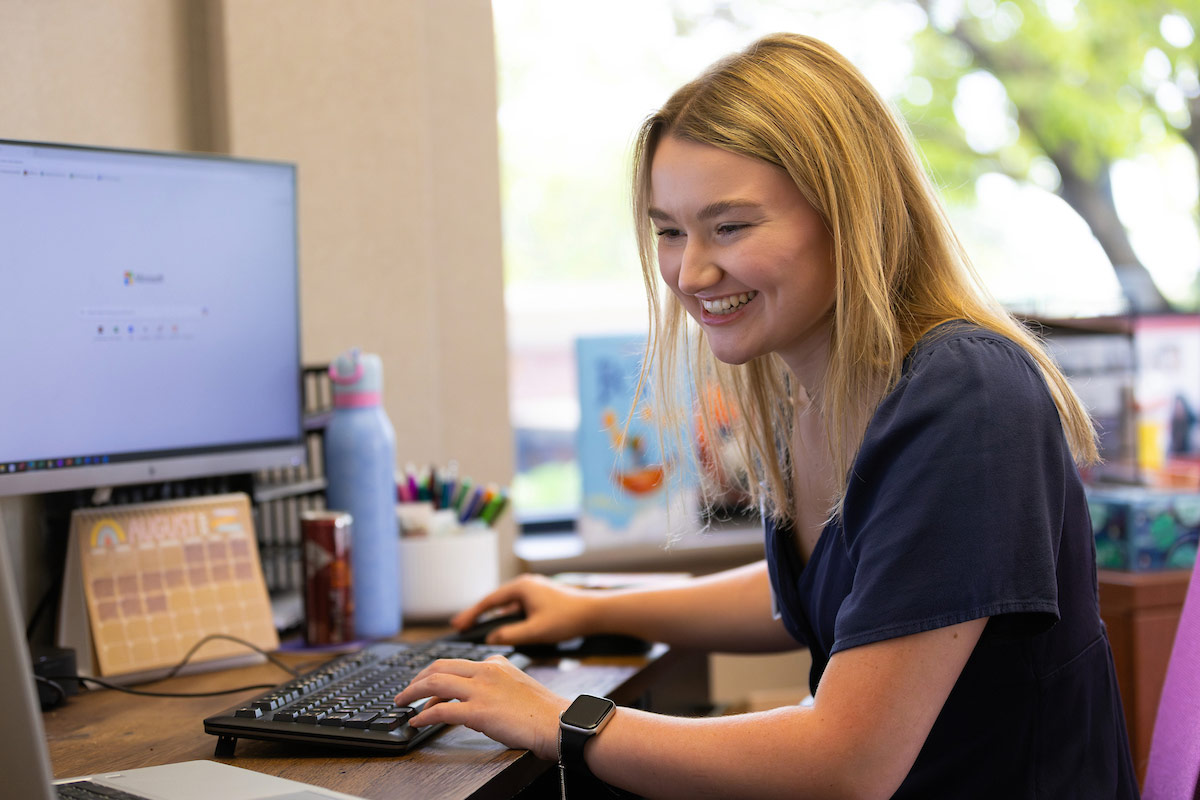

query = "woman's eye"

[716,223,748,236]
[656,228,683,240]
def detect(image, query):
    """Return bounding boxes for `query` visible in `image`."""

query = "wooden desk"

[43,640,696,800]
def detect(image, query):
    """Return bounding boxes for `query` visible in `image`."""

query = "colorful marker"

[480,490,508,526]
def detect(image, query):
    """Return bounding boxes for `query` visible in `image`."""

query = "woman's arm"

[396,616,988,800]
[455,560,796,653]
[585,617,987,799]
[590,559,796,652]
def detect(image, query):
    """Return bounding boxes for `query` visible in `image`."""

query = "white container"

[399,525,499,622]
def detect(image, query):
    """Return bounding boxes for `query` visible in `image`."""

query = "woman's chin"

[696,317,765,365]
[706,343,758,366]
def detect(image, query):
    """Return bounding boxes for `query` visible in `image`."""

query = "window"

[495,0,1199,526]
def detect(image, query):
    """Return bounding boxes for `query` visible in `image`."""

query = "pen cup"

[399,524,499,621]
[396,501,435,538]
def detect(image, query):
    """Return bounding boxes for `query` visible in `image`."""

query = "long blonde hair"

[631,33,1099,524]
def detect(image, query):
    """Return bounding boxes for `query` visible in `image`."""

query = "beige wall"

[0,0,516,624]
[2,1,199,149]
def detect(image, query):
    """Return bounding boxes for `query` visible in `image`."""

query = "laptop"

[0,528,365,800]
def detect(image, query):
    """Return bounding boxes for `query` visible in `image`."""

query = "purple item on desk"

[1143,564,1200,798]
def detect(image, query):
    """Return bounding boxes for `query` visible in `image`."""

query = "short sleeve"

[831,331,1066,654]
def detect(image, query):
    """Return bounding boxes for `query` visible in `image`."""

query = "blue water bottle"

[324,348,402,639]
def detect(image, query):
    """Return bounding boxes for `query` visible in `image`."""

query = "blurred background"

[498,0,1200,526]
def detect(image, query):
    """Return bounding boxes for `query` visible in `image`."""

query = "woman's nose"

[676,242,722,296]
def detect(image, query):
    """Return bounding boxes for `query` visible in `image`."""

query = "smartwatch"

[559,694,616,779]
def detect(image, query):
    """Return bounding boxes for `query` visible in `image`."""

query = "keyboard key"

[57,780,145,798]
[368,714,404,731]
[343,711,380,729]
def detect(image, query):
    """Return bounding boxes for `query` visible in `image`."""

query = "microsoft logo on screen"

[123,271,164,285]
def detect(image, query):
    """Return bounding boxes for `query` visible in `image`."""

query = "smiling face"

[649,136,836,379]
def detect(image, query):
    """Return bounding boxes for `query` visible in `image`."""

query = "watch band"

[559,718,594,775]
[559,694,616,783]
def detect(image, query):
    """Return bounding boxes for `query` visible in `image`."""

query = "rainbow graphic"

[89,518,127,549]
[123,270,133,285]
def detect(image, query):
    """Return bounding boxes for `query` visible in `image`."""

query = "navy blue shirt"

[765,323,1139,798]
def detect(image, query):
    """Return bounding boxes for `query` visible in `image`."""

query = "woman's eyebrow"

[648,200,764,223]
[697,199,763,220]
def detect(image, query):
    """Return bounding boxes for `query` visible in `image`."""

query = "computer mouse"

[447,609,527,644]
[556,633,652,656]
[445,609,653,656]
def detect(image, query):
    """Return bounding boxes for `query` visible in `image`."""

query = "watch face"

[562,695,615,730]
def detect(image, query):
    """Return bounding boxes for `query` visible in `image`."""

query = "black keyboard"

[203,640,531,755]
[56,781,151,799]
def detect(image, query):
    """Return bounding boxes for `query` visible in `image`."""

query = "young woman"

[395,34,1139,799]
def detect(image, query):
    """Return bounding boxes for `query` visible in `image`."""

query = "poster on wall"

[1133,315,1200,488]
[575,335,697,547]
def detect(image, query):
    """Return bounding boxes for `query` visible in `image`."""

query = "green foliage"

[495,0,1200,304]
[905,0,1198,200]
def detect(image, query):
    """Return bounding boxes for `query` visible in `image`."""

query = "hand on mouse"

[453,574,597,645]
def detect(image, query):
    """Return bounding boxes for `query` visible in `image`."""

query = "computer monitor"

[0,140,305,497]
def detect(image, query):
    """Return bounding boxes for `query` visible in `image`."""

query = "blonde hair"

[631,33,1099,524]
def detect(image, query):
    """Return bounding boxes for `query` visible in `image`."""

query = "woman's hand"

[452,574,600,645]
[395,655,568,760]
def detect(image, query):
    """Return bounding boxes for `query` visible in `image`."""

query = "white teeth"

[702,291,757,315]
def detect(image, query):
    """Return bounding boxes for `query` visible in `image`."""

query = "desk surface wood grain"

[44,640,681,800]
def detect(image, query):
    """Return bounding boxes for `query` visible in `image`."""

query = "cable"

[24,579,59,640]
[43,674,279,698]
[160,633,301,679]
[42,632,305,699]
[35,675,67,708]
[49,674,277,697]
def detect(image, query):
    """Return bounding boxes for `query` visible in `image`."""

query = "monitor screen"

[0,140,305,497]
